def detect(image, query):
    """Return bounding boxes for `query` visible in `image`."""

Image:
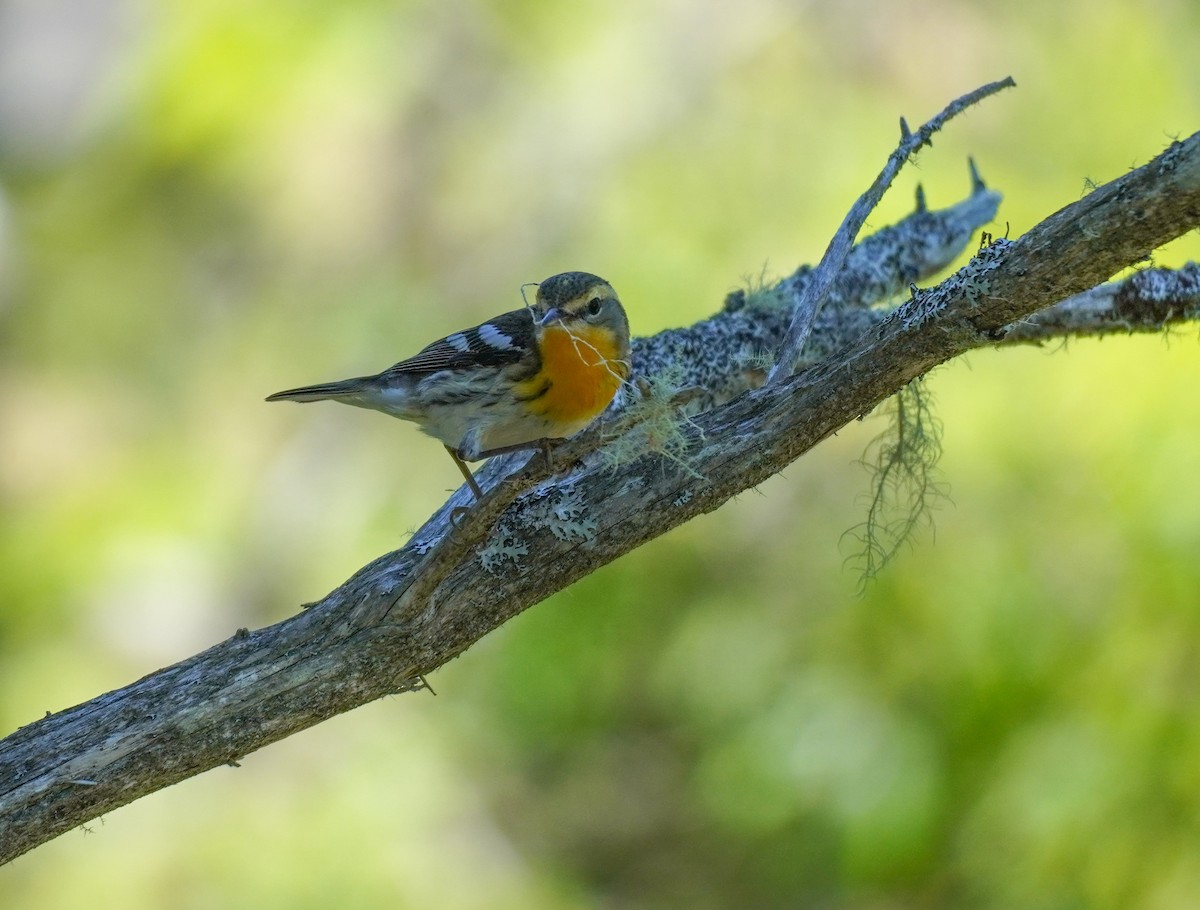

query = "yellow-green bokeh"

[1,1,1198,907]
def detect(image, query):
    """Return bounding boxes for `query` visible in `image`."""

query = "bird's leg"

[474,437,565,471]
[445,439,564,524]
[444,446,484,500]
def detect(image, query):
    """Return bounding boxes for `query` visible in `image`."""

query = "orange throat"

[523,324,628,431]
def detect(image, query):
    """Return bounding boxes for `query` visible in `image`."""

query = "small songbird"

[267,271,632,499]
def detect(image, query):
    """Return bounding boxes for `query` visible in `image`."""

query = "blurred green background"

[2,0,1199,907]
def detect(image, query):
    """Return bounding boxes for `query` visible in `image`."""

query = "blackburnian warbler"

[267,271,631,499]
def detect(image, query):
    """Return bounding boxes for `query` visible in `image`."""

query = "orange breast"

[519,324,628,431]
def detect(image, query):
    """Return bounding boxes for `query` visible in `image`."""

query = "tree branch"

[766,76,1016,383]
[2,124,1198,866]
[999,262,1200,345]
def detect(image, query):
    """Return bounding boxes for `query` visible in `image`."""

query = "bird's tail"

[265,377,376,403]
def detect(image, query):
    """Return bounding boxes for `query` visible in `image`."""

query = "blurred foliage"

[2,0,1199,907]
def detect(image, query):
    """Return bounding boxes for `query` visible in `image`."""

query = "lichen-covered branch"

[2,127,1198,867]
[625,171,1003,414]
[767,76,1015,382]
[421,168,1002,521]
[1000,262,1200,345]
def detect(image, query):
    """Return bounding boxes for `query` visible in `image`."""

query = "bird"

[266,271,632,500]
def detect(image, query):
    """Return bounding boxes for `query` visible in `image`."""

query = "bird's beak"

[540,307,563,327]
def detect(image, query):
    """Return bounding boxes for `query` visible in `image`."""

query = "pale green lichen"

[738,348,777,377]
[843,377,948,589]
[724,266,788,313]
[479,522,529,573]
[477,483,599,573]
[596,365,706,480]
[538,483,598,543]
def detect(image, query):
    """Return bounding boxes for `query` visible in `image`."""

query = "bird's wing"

[380,308,539,376]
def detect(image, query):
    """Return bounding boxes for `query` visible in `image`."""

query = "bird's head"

[534,272,630,356]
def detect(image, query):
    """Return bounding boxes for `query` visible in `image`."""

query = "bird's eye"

[585,297,603,317]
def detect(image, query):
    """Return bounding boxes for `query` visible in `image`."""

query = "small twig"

[767,76,1016,383]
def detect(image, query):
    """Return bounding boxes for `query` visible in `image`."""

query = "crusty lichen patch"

[478,482,599,573]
